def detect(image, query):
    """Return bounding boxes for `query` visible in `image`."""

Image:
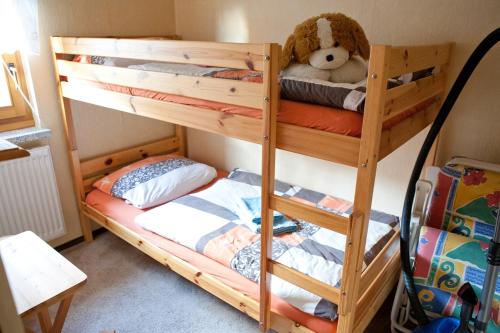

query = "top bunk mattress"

[69,57,431,138]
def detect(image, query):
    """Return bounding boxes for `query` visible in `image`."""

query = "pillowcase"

[94,154,217,209]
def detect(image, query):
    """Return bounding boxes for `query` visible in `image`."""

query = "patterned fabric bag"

[414,160,500,331]
[414,226,500,332]
[426,162,499,242]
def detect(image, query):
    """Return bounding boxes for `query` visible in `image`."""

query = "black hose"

[400,27,500,326]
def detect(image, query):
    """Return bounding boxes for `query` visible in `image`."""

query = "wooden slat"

[51,295,74,333]
[175,125,188,157]
[80,136,179,178]
[388,43,452,78]
[259,43,280,333]
[359,228,400,296]
[385,81,417,100]
[51,39,93,242]
[83,175,102,194]
[51,37,265,71]
[56,60,263,109]
[384,73,445,121]
[61,81,263,143]
[268,260,341,304]
[61,80,362,165]
[378,101,440,160]
[277,123,360,167]
[338,45,390,333]
[81,203,314,333]
[37,308,51,333]
[270,195,349,234]
[354,247,401,333]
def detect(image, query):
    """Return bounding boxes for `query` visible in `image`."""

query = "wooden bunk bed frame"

[51,36,452,333]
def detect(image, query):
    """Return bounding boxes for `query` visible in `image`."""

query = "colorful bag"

[426,162,499,242]
[414,226,500,332]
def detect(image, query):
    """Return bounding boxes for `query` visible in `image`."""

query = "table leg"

[50,295,74,333]
[37,308,52,333]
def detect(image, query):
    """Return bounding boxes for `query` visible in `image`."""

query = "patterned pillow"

[426,162,500,242]
[414,226,500,331]
[94,154,217,209]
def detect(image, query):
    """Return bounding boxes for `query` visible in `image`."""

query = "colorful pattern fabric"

[135,169,399,321]
[415,226,500,332]
[427,162,500,242]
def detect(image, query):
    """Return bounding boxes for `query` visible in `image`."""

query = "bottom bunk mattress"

[86,169,399,332]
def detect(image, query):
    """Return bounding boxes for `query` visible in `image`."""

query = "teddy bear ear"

[352,26,371,60]
[280,34,296,70]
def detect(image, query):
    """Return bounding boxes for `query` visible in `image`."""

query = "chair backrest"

[426,157,500,242]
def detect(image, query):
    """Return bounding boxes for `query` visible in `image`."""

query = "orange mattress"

[85,171,337,333]
[72,78,424,138]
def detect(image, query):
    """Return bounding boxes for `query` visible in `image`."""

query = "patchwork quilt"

[135,169,399,320]
[415,226,500,332]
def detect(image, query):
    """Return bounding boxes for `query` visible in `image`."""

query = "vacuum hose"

[400,28,500,326]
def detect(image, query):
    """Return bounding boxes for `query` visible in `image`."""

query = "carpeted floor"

[24,231,393,333]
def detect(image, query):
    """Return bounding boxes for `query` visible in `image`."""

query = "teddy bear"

[280,13,370,84]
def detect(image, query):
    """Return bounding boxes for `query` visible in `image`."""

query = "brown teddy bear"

[281,13,370,83]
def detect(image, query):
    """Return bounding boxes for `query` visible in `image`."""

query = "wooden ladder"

[259,45,391,333]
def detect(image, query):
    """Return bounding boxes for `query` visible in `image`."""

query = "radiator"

[0,145,66,241]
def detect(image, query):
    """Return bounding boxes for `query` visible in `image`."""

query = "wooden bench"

[0,231,87,333]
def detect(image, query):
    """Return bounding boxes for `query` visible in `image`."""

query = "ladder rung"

[268,260,341,304]
[270,195,349,234]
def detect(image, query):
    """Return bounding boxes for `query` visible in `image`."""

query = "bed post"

[50,37,93,242]
[337,45,390,333]
[259,43,281,332]
[175,125,187,157]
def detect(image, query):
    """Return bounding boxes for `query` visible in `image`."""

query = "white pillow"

[93,155,216,209]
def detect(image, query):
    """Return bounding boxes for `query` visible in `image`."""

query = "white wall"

[31,0,177,246]
[27,0,499,246]
[175,0,500,216]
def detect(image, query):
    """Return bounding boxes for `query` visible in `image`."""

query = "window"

[0,0,39,132]
[0,52,35,131]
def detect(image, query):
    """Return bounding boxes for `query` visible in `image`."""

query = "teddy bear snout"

[309,46,349,70]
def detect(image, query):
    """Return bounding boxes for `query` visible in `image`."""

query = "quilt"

[135,169,398,320]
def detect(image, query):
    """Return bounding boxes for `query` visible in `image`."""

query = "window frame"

[0,51,35,132]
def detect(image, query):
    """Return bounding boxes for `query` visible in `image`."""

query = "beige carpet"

[23,232,258,333]
[23,231,392,332]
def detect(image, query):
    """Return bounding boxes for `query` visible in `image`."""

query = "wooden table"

[0,231,87,333]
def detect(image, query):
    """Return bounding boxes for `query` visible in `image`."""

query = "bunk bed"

[50,36,452,333]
